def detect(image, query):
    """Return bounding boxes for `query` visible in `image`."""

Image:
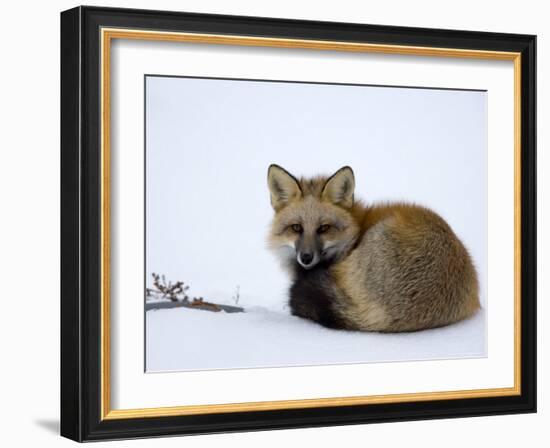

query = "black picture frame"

[61,5,536,442]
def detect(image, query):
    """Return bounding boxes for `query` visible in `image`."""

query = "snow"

[144,76,488,373]
[146,304,486,372]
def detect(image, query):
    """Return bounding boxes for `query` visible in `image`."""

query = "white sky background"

[145,76,487,312]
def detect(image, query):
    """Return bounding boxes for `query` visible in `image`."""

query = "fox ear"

[267,164,302,210]
[322,166,355,208]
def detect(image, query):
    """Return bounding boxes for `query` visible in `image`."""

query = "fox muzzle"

[295,235,322,269]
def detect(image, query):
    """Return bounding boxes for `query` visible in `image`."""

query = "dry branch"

[145,273,244,313]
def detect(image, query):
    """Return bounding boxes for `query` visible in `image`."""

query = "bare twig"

[148,272,190,302]
[146,273,245,313]
[232,285,240,305]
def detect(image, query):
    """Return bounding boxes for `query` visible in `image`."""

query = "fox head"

[267,164,360,271]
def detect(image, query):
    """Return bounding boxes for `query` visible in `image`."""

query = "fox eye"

[291,224,303,233]
[317,224,331,234]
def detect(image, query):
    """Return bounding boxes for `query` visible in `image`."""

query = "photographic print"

[145,75,487,372]
[61,7,536,440]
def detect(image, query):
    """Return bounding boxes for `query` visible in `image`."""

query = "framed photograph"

[60,6,536,442]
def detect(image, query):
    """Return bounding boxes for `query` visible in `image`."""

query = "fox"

[267,164,480,332]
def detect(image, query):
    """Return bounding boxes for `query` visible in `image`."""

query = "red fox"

[267,164,480,332]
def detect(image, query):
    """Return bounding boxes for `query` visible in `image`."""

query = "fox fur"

[267,164,480,332]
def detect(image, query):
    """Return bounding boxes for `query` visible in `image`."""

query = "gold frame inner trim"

[100,27,522,420]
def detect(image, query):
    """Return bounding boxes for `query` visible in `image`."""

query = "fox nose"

[300,252,314,265]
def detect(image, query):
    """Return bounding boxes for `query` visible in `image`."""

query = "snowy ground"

[145,77,487,373]
[146,305,486,372]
